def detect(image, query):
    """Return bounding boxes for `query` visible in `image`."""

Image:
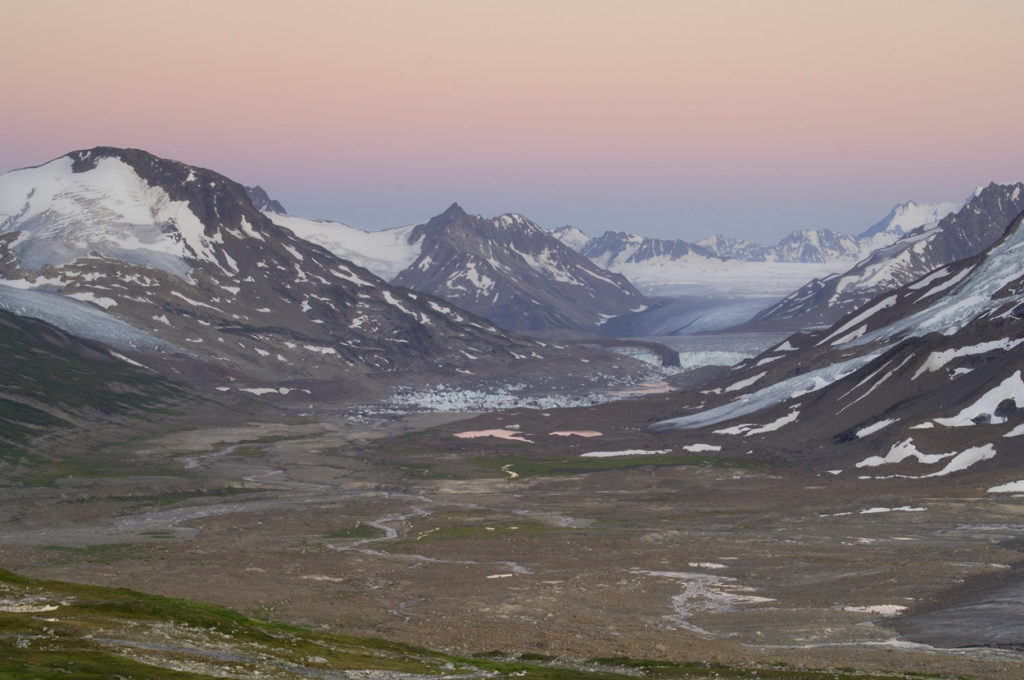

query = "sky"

[2,0,1023,243]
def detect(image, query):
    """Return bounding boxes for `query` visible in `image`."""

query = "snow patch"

[841,605,907,617]
[65,291,118,309]
[238,387,310,396]
[988,480,1024,493]
[859,506,925,514]
[855,419,898,439]
[857,438,998,478]
[912,339,1024,380]
[933,371,1024,426]
[818,295,896,347]
[453,429,534,444]
[580,449,672,458]
[714,409,799,436]
[724,371,766,393]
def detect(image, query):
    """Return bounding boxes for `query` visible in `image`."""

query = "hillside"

[751,183,1024,330]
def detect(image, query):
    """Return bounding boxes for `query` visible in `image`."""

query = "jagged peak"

[440,202,468,219]
[967,181,1024,204]
[553,224,589,236]
[494,213,541,233]
[68,146,184,174]
[245,185,287,214]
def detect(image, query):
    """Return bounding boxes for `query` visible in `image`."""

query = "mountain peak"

[245,185,287,214]
[859,200,960,241]
[69,146,148,172]
[441,202,468,219]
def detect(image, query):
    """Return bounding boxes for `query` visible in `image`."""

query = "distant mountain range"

[551,200,960,298]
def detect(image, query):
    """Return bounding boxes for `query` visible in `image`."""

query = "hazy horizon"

[3,0,1022,242]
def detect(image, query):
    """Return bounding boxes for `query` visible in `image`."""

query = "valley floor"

[0,412,1022,678]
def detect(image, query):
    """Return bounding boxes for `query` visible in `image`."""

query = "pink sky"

[3,0,1022,241]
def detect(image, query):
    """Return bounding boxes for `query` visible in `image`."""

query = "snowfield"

[266,213,422,281]
[652,354,874,431]
[0,283,180,353]
[581,449,672,458]
[856,438,998,479]
[1,155,218,279]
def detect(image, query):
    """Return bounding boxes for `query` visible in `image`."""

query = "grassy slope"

[0,568,919,680]
[0,309,186,467]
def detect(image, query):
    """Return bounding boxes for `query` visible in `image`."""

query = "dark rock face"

[392,205,650,332]
[2,148,644,388]
[244,185,287,214]
[752,183,1024,329]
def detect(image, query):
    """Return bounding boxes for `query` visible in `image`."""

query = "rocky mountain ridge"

[554,199,958,269]
[268,204,650,333]
[557,200,957,264]
[549,201,958,301]
[751,182,1024,329]
[649,205,1024,477]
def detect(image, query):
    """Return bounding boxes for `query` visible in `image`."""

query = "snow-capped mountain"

[858,199,961,248]
[651,206,1024,479]
[575,230,718,269]
[694,233,769,261]
[393,205,649,332]
[694,229,867,263]
[549,225,591,251]
[763,229,861,263]
[753,183,1024,329]
[0,148,642,392]
[267,204,650,333]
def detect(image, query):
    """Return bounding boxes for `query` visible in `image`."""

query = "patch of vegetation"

[32,451,185,484]
[227,444,265,458]
[326,522,386,540]
[141,530,176,539]
[0,309,191,468]
[118,485,258,507]
[404,519,554,543]
[472,453,767,478]
[41,542,144,564]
